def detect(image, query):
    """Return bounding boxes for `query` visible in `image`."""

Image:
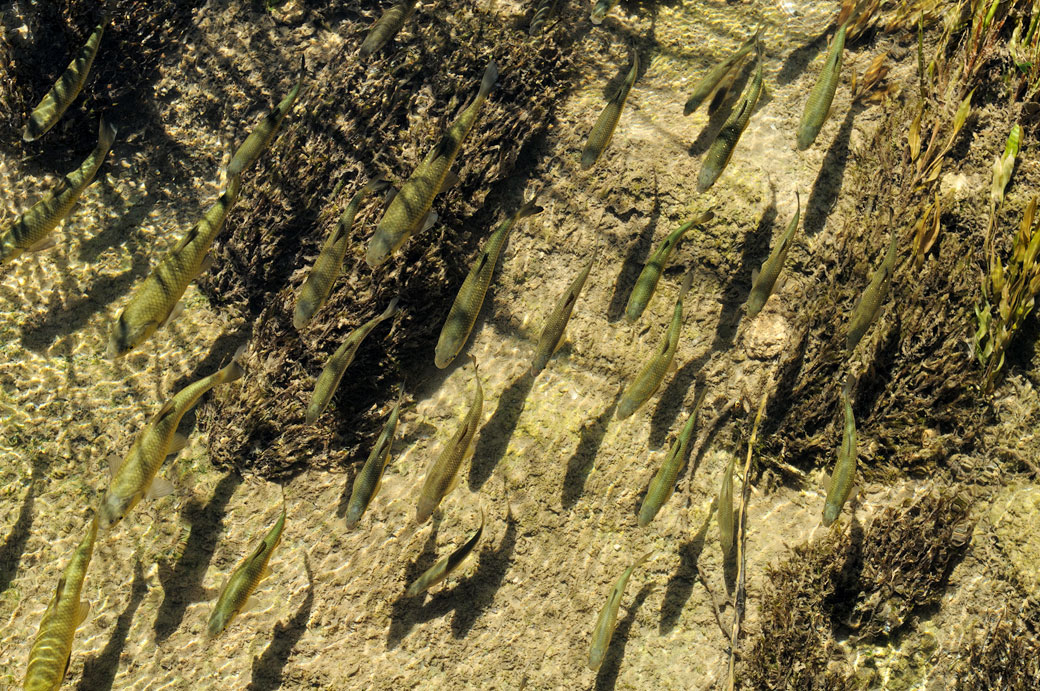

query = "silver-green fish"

[109,175,242,357]
[227,58,304,178]
[405,509,484,597]
[746,192,801,318]
[435,198,542,369]
[581,50,639,169]
[846,229,898,354]
[531,252,595,375]
[22,18,106,142]
[588,552,652,671]
[98,355,245,530]
[796,20,848,150]
[23,518,98,691]
[294,177,390,330]
[822,381,856,526]
[207,504,286,638]
[625,211,712,322]
[697,45,764,193]
[344,386,405,529]
[305,297,400,424]
[416,358,483,523]
[359,0,417,59]
[617,271,693,420]
[717,453,735,557]
[589,0,618,25]
[638,396,702,527]
[683,27,760,116]
[2,118,116,266]
[366,60,499,268]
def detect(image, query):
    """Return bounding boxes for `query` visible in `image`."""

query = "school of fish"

[7,0,903,686]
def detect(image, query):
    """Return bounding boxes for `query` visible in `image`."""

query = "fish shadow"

[18,251,151,353]
[245,554,315,691]
[153,471,242,643]
[761,324,811,440]
[593,583,653,691]
[647,353,710,450]
[658,483,718,635]
[708,184,778,354]
[76,560,148,691]
[469,371,535,491]
[776,30,827,86]
[386,514,518,647]
[561,387,622,510]
[803,100,867,238]
[605,177,661,322]
[687,61,753,158]
[386,522,442,650]
[0,450,44,597]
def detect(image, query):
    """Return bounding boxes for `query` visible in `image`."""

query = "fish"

[697,44,764,192]
[416,358,483,523]
[344,386,405,529]
[227,58,305,177]
[581,50,639,169]
[22,18,106,142]
[98,354,245,530]
[796,19,849,150]
[617,271,694,420]
[109,175,242,358]
[822,381,857,526]
[717,453,735,557]
[625,211,713,322]
[638,392,703,526]
[366,60,499,268]
[207,504,286,638]
[531,252,596,375]
[294,177,390,330]
[23,518,98,691]
[2,118,116,266]
[846,228,898,354]
[305,297,400,424]
[528,0,557,36]
[683,27,761,116]
[587,552,652,671]
[359,0,418,59]
[589,0,619,25]
[746,192,801,318]
[435,198,543,369]
[405,508,484,597]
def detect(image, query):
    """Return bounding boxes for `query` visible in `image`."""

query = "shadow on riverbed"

[77,561,147,691]
[562,386,623,509]
[246,554,315,691]
[386,511,517,648]
[594,583,653,691]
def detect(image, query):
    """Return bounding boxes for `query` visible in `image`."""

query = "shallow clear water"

[0,1,984,689]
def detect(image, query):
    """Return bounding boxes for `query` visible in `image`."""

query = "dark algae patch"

[193,1,579,478]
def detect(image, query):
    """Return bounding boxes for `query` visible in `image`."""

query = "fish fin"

[441,169,460,192]
[420,210,439,233]
[27,235,58,253]
[167,432,190,456]
[775,274,789,293]
[151,399,177,424]
[751,267,760,284]
[76,599,91,625]
[108,454,122,479]
[145,475,175,501]
[160,301,185,328]
[172,224,200,253]
[198,253,215,276]
[382,185,399,209]
[446,470,462,495]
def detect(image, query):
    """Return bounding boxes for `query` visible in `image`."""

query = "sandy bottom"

[0,1,1022,690]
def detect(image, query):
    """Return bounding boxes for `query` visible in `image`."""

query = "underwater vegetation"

[5,0,1040,688]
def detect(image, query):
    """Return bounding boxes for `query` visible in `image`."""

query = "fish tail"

[633,551,653,569]
[96,117,117,153]
[220,345,248,383]
[680,268,695,299]
[514,195,544,221]
[479,60,499,98]
[836,0,856,27]
[365,176,392,194]
[378,296,401,322]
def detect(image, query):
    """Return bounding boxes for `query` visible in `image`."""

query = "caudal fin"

[479,60,499,98]
[96,117,117,154]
